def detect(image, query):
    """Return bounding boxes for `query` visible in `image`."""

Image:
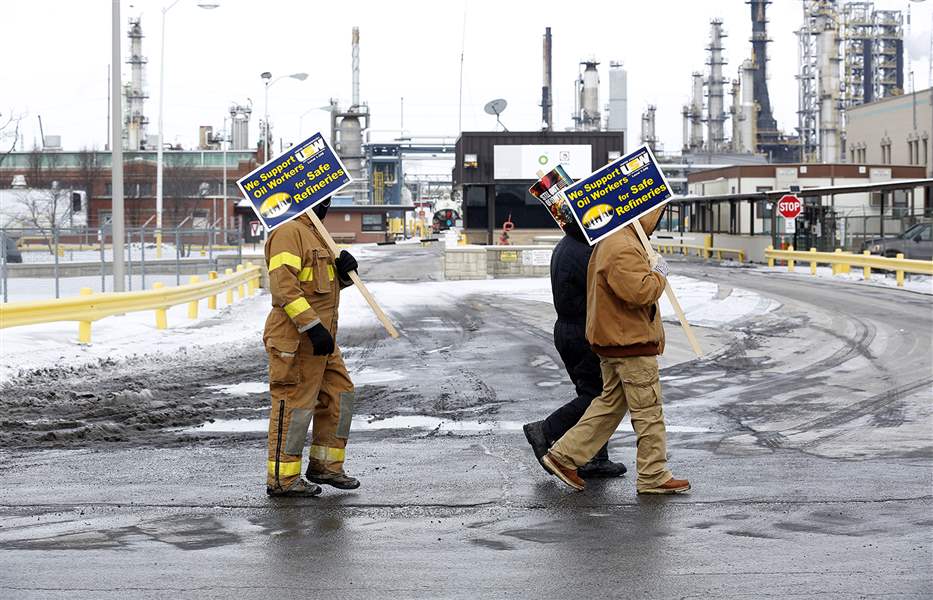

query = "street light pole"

[111,0,125,292]
[155,0,217,259]
[261,71,308,162]
[222,115,228,244]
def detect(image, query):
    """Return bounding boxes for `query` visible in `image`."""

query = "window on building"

[922,138,929,167]
[361,213,385,232]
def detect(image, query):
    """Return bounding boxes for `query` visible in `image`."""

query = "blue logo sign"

[236,132,352,231]
[563,145,673,245]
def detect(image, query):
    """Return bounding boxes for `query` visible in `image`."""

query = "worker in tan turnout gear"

[263,198,361,497]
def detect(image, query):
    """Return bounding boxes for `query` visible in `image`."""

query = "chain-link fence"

[0,226,247,303]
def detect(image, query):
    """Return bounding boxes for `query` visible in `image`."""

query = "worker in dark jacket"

[523,220,627,479]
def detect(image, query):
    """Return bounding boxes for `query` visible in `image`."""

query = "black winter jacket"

[550,235,603,401]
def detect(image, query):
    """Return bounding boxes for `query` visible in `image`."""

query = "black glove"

[334,250,358,280]
[306,322,335,356]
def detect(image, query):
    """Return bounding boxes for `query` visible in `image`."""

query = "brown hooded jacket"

[585,209,666,357]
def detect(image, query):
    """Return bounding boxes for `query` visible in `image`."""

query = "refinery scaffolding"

[124,17,149,151]
[706,20,728,153]
[798,1,904,163]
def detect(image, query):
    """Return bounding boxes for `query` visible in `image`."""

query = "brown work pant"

[549,355,672,491]
[266,338,354,489]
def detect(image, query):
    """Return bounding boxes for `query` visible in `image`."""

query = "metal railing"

[0,263,261,343]
[653,234,746,262]
[765,246,933,287]
[0,225,245,302]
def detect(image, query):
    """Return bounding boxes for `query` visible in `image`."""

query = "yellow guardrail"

[765,245,933,287]
[653,235,745,263]
[0,263,262,344]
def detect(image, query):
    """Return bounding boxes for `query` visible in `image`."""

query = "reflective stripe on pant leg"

[268,459,302,479]
[336,391,354,439]
[284,408,313,455]
[310,444,346,463]
[273,399,285,485]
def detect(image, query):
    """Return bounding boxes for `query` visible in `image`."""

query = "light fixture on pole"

[155,0,219,258]
[262,71,309,162]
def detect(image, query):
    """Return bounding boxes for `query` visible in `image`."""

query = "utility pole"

[111,0,125,291]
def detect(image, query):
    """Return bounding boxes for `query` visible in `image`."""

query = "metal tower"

[124,17,149,150]
[706,19,728,152]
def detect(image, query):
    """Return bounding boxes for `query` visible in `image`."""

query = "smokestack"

[542,27,553,131]
[749,0,777,146]
[352,26,360,108]
[707,19,727,152]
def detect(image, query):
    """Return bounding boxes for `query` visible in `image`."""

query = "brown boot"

[542,453,585,491]
[638,477,691,495]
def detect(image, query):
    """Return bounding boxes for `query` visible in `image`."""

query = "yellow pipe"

[153,282,168,329]
[863,250,872,280]
[833,249,842,275]
[78,288,93,344]
[208,272,218,309]
[896,253,905,287]
[787,245,795,272]
[236,264,245,299]
[187,276,200,319]
[810,248,818,275]
[225,268,234,304]
[767,246,774,268]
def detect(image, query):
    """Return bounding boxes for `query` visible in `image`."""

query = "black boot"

[577,444,627,479]
[306,466,361,490]
[522,421,553,474]
[266,477,323,497]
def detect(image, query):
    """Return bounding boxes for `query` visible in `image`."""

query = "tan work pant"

[266,337,354,489]
[549,355,672,491]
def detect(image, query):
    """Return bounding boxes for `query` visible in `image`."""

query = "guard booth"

[453,131,625,244]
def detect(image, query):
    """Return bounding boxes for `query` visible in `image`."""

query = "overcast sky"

[2,0,931,155]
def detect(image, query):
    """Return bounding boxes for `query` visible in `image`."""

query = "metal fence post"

[100,226,106,292]
[175,229,181,286]
[53,226,60,299]
[140,227,146,289]
[126,227,133,291]
[1,229,7,304]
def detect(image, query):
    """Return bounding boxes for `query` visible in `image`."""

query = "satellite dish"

[483,99,510,131]
[484,98,508,116]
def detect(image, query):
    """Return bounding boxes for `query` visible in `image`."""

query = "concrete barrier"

[443,245,555,280]
[443,247,488,280]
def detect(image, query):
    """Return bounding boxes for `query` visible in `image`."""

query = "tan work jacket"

[585,210,667,357]
[263,213,347,349]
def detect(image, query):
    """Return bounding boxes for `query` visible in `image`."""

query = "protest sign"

[237,133,398,339]
[528,165,576,229]
[236,133,351,232]
[530,147,703,357]
[562,145,673,246]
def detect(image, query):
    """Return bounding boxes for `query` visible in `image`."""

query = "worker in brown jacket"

[541,209,691,495]
[263,199,361,497]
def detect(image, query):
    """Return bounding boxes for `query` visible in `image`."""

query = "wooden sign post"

[632,220,703,358]
[307,210,400,339]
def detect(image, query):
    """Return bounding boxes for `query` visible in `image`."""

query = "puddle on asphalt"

[207,369,406,397]
[184,415,712,434]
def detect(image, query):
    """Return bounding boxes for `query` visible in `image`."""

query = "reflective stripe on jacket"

[263,213,340,345]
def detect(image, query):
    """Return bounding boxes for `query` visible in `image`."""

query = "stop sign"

[778,194,802,219]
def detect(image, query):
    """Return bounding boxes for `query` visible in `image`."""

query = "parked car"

[861,221,932,260]
[1,234,22,263]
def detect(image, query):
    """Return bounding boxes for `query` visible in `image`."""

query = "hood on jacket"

[637,207,664,236]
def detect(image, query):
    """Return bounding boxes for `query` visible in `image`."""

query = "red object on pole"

[778,194,802,219]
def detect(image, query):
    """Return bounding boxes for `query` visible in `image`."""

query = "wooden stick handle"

[307,210,400,339]
[632,220,703,358]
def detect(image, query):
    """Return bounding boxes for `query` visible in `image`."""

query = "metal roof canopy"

[671,178,933,203]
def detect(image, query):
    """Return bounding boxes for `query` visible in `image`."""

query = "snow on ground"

[337,275,779,331]
[758,264,933,295]
[0,275,776,382]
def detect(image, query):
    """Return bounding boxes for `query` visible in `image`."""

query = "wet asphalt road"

[0,244,930,598]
